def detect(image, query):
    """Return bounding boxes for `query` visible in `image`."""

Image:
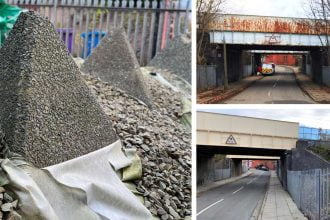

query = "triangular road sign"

[226,135,237,144]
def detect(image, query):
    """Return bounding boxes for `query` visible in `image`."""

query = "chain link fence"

[287,169,330,220]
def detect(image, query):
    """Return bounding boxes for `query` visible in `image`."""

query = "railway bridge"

[197,111,299,185]
[205,14,330,86]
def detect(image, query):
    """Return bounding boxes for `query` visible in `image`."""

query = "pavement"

[223,66,315,104]
[258,171,307,220]
[197,170,270,220]
[197,75,263,104]
[291,67,330,103]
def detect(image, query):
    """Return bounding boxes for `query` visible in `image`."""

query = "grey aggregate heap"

[147,36,191,83]
[81,28,151,106]
[0,11,117,168]
[84,74,191,219]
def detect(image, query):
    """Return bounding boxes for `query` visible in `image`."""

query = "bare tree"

[307,0,330,64]
[197,0,225,65]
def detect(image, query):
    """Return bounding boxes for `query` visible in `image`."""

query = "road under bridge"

[203,14,330,101]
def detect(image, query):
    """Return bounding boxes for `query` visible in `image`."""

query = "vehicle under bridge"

[196,111,299,186]
[205,14,330,88]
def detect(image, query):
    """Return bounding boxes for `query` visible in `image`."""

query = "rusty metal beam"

[208,14,329,35]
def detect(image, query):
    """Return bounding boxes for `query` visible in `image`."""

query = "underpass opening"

[197,111,299,186]
[197,145,285,186]
[202,14,330,90]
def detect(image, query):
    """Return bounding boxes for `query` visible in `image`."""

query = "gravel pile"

[0,129,21,219]
[0,11,117,168]
[81,28,151,106]
[83,73,191,219]
[147,36,191,84]
[0,188,19,220]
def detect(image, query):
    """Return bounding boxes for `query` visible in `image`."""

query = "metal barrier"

[214,168,230,181]
[197,65,218,91]
[287,169,330,220]
[6,0,191,65]
[299,126,330,141]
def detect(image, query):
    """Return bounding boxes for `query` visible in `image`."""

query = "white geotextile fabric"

[0,140,152,220]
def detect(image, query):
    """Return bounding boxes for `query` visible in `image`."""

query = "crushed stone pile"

[0,11,117,168]
[0,130,21,219]
[81,28,151,106]
[84,73,191,219]
[147,36,191,84]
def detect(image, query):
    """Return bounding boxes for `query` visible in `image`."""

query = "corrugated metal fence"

[197,65,218,91]
[6,0,191,65]
[287,169,330,220]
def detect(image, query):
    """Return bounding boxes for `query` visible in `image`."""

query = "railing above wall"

[6,0,191,65]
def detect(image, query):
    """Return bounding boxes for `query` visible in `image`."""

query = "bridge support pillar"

[197,153,215,186]
[227,48,244,83]
[311,49,323,84]
[252,53,262,74]
[301,54,307,73]
[279,154,290,189]
[231,159,243,177]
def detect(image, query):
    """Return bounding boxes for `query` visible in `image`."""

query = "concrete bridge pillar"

[227,48,244,83]
[279,154,290,189]
[252,53,262,74]
[197,153,215,186]
[231,159,243,177]
[311,49,323,84]
[301,54,307,74]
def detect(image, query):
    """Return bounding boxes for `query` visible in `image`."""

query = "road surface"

[197,170,270,220]
[223,65,314,104]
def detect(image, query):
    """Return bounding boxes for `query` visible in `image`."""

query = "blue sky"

[224,0,310,18]
[198,108,330,129]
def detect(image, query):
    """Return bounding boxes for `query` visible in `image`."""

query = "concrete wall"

[197,154,244,186]
[279,140,330,188]
[227,48,244,83]
[197,112,299,150]
[322,66,330,86]
[197,154,216,186]
[311,50,323,84]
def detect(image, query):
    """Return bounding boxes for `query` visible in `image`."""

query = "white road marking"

[232,186,244,194]
[197,199,225,216]
[268,91,271,97]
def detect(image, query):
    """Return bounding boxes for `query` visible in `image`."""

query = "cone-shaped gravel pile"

[0,11,117,168]
[81,28,151,106]
[148,36,191,83]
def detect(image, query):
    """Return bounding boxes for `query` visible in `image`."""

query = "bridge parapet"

[209,14,327,35]
[197,112,299,150]
[208,15,328,46]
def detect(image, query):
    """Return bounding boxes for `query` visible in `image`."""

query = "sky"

[223,0,310,18]
[198,108,330,129]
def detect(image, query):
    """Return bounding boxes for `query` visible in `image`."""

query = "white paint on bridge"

[197,112,299,150]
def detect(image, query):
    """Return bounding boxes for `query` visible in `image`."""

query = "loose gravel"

[84,73,191,219]
[147,36,191,84]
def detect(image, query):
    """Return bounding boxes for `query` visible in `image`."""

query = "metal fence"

[287,169,330,220]
[6,0,191,65]
[299,126,330,141]
[214,168,230,181]
[197,65,218,91]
